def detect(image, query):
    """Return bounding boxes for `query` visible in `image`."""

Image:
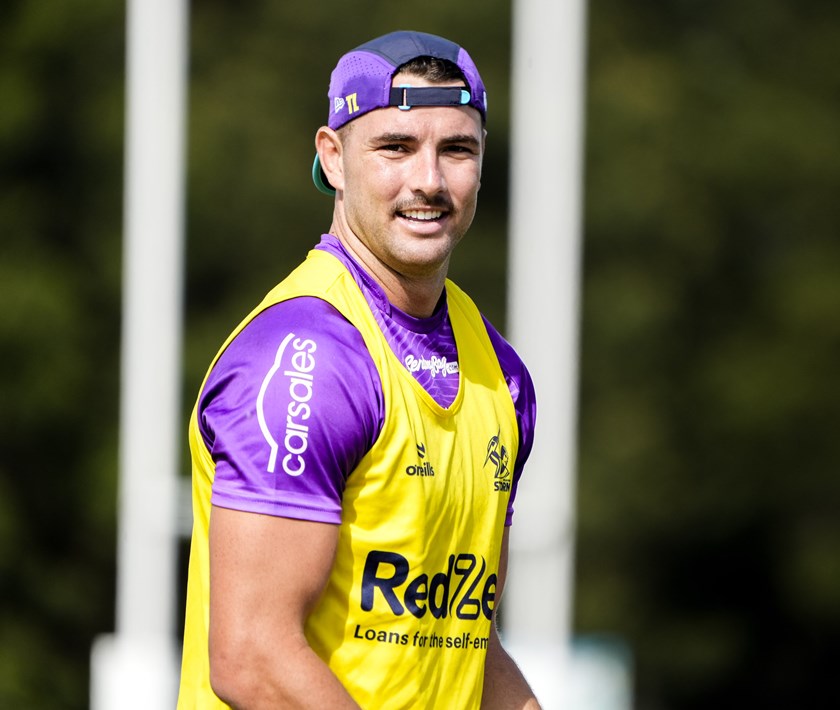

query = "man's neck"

[328,225,448,319]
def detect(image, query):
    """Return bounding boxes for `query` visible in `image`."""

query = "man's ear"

[315,126,345,193]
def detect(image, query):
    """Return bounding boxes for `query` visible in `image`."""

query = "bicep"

[202,298,383,523]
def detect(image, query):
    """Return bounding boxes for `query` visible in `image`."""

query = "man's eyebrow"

[369,132,481,146]
[370,132,416,144]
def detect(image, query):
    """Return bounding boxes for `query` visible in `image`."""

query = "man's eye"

[380,144,407,152]
[446,145,476,154]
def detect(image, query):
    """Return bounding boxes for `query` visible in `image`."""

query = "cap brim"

[312,154,336,196]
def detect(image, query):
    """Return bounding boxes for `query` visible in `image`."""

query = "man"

[178,30,540,709]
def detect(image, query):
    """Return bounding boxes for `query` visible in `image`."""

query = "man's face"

[336,71,485,282]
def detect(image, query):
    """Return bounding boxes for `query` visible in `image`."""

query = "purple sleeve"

[483,317,537,526]
[199,297,384,524]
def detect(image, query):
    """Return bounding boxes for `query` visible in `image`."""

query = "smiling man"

[178,31,540,709]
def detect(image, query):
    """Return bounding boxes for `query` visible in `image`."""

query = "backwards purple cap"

[313,30,488,195]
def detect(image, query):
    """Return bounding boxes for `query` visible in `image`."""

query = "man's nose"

[410,148,446,195]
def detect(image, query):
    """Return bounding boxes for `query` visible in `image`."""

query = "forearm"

[480,628,541,710]
[212,635,360,709]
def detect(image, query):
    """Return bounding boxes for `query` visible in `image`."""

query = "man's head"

[313,31,487,310]
[312,31,487,195]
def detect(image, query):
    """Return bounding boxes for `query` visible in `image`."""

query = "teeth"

[402,210,442,221]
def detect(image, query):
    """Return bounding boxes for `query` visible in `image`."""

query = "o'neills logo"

[257,333,317,476]
[406,442,435,477]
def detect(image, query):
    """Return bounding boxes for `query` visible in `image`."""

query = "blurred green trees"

[578,1,840,707]
[0,0,123,706]
[1,0,839,707]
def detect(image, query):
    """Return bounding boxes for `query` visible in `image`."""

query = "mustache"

[393,196,454,213]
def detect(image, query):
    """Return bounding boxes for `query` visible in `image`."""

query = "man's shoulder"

[478,315,524,369]
[200,294,383,456]
[222,295,368,369]
[479,314,536,411]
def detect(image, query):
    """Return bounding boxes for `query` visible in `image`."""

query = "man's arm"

[208,505,360,709]
[481,529,542,710]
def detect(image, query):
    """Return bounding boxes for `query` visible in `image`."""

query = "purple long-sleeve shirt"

[199,235,536,525]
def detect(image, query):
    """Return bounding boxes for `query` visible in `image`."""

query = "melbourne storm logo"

[484,429,511,492]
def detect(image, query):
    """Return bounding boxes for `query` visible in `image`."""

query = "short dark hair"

[395,56,467,85]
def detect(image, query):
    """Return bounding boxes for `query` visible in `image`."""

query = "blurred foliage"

[0,0,123,707]
[1,0,839,707]
[577,1,840,707]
